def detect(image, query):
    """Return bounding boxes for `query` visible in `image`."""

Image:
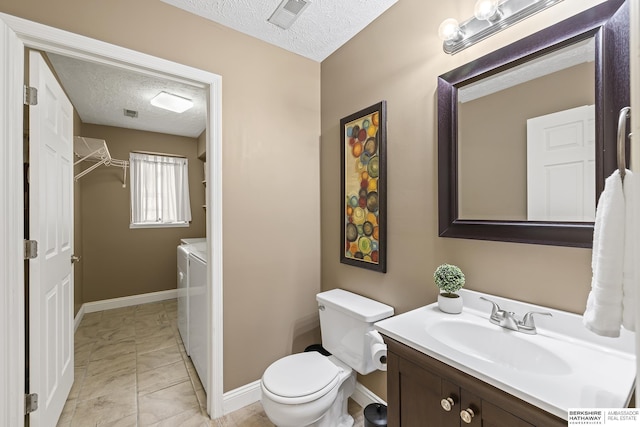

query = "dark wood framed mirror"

[438,0,629,248]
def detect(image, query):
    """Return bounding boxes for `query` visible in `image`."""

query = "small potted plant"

[434,263,465,314]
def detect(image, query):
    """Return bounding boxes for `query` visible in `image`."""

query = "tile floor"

[58,299,365,426]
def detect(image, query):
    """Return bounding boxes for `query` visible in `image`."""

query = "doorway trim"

[0,12,224,423]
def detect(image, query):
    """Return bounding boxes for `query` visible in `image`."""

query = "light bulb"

[438,18,462,42]
[474,0,500,21]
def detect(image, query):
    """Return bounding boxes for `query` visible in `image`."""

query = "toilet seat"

[262,352,342,405]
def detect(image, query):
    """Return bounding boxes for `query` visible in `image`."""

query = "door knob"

[440,397,456,411]
[460,408,475,423]
[70,255,81,264]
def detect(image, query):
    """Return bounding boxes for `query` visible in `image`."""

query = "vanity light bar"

[440,0,565,55]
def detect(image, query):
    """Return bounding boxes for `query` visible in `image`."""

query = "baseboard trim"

[220,379,386,417]
[351,381,387,408]
[82,289,178,313]
[81,289,178,314]
[74,304,85,333]
[222,380,262,416]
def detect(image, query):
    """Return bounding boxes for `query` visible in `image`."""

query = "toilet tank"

[316,289,394,375]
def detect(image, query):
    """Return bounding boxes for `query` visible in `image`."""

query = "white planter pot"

[438,293,462,314]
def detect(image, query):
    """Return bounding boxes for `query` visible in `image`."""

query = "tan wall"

[458,63,594,220]
[321,0,605,400]
[78,124,206,302]
[197,130,206,161]
[1,0,322,392]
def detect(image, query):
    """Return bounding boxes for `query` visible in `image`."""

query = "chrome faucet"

[479,297,552,334]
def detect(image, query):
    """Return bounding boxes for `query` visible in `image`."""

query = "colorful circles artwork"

[344,110,381,265]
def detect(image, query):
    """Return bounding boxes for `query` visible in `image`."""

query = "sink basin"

[426,319,572,375]
[374,289,636,420]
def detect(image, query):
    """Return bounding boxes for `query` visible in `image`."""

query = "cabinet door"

[460,389,534,427]
[388,351,459,426]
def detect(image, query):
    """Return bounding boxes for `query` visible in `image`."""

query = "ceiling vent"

[268,0,311,29]
[123,109,138,118]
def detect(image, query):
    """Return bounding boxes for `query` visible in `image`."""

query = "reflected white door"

[527,105,595,221]
[28,50,74,427]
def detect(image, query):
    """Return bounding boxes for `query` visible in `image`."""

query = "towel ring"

[617,106,631,180]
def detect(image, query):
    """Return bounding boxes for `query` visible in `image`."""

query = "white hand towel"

[583,170,625,337]
[622,170,636,331]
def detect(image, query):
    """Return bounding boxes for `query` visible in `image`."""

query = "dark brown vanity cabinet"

[384,337,565,427]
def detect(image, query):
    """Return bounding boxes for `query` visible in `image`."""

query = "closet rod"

[617,106,632,180]
[131,150,186,159]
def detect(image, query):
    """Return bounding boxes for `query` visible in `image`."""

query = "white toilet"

[260,289,394,427]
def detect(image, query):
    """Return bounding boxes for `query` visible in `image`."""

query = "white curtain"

[129,152,192,224]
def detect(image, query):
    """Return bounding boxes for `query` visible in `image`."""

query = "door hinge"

[23,85,38,106]
[24,240,38,260]
[25,393,38,414]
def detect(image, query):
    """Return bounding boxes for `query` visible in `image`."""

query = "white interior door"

[527,105,595,221]
[28,50,74,427]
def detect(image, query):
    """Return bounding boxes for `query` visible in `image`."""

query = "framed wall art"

[340,101,387,273]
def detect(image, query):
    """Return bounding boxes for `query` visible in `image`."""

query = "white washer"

[177,245,190,353]
[177,237,205,356]
[180,237,206,245]
[188,244,208,393]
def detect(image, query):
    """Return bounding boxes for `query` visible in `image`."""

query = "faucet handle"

[480,297,502,316]
[479,297,503,319]
[521,311,552,329]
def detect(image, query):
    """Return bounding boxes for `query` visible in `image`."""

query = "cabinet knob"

[460,408,475,424]
[440,397,455,411]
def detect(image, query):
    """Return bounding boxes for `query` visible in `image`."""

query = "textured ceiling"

[47,53,207,138]
[46,0,399,138]
[161,0,399,62]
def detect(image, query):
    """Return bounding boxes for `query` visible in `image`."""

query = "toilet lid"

[262,352,341,399]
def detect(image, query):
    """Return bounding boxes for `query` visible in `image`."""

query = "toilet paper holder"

[366,330,388,371]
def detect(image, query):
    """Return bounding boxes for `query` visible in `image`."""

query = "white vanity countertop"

[374,289,636,420]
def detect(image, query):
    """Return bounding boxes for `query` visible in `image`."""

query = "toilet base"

[310,370,356,427]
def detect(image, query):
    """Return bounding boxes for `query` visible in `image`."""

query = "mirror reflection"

[457,38,595,222]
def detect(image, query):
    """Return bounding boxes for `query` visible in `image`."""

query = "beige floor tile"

[136,302,167,315]
[98,414,138,427]
[217,402,274,427]
[90,337,136,361]
[98,315,136,331]
[101,306,137,319]
[68,367,86,400]
[135,312,171,330]
[79,367,137,401]
[74,348,92,368]
[136,332,177,355]
[85,351,136,378]
[63,300,368,427]
[185,357,204,391]
[56,397,77,427]
[138,380,200,425]
[137,360,189,395]
[147,407,210,427]
[137,344,182,373]
[74,324,100,344]
[71,387,137,427]
[79,311,103,327]
[97,324,137,342]
[163,300,177,311]
[195,388,207,411]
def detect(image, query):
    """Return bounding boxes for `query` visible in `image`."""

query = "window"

[129,152,192,228]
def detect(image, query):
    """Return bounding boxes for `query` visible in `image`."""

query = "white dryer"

[188,244,208,393]
[177,245,190,353]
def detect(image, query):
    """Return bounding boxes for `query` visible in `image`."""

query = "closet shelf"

[74,136,129,186]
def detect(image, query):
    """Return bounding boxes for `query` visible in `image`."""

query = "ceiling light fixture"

[267,0,311,30]
[438,0,565,55]
[150,91,193,113]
